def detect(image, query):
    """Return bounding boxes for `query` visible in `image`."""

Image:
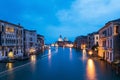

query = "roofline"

[88,31,99,35]
[24,29,36,32]
[98,22,112,32]
[98,18,120,32]
[37,34,44,37]
[0,20,23,28]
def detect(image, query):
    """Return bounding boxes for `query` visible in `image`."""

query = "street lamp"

[88,50,93,56]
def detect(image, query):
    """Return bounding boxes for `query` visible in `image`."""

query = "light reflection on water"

[48,49,51,60]
[6,63,13,70]
[30,55,36,64]
[82,49,87,60]
[69,48,72,60]
[30,55,37,71]
[0,47,120,80]
[55,47,58,53]
[48,49,52,67]
[86,59,97,80]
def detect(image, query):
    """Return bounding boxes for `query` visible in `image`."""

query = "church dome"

[58,35,63,41]
[64,37,68,41]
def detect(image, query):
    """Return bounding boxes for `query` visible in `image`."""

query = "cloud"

[0,0,120,43]
[56,0,120,29]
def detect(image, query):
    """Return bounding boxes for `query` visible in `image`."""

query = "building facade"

[24,29,37,55]
[56,35,73,47]
[0,20,24,60]
[37,34,44,52]
[98,19,120,63]
[56,35,64,47]
[87,32,99,50]
[74,36,87,49]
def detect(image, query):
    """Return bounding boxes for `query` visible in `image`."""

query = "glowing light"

[29,48,36,53]
[6,63,13,70]
[48,49,52,67]
[82,49,87,60]
[81,44,86,49]
[82,49,86,54]
[69,48,72,60]
[55,43,58,47]
[66,44,73,48]
[51,44,54,46]
[95,48,97,51]
[48,49,51,60]
[30,55,36,63]
[88,51,93,55]
[8,52,14,59]
[6,27,14,33]
[86,59,96,80]
[30,55,36,70]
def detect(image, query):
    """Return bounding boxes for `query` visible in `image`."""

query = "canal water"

[0,47,120,80]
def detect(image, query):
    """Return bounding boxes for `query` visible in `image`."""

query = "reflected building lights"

[69,48,72,60]
[30,55,36,64]
[55,47,58,53]
[82,49,87,60]
[48,49,52,67]
[48,49,51,60]
[30,55,36,71]
[86,59,96,80]
[6,63,13,70]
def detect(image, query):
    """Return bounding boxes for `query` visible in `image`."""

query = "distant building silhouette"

[56,35,73,47]
[58,35,63,42]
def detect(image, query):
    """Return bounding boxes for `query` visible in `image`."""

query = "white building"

[24,29,37,55]
[87,32,99,50]
[58,35,63,42]
[0,20,24,60]
[98,19,120,63]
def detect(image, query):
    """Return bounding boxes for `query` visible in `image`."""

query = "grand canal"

[0,47,120,80]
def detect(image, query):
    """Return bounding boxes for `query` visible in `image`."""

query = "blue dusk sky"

[0,0,120,43]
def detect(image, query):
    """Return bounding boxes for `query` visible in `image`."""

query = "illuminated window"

[6,27,14,33]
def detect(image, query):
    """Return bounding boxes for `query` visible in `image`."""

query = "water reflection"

[69,48,72,60]
[6,63,13,70]
[48,49,51,60]
[30,55,36,64]
[82,49,87,60]
[48,49,52,67]
[30,55,36,71]
[55,47,58,53]
[63,46,65,50]
[86,59,97,80]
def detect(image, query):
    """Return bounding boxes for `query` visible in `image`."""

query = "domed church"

[58,35,63,41]
[55,35,73,47]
